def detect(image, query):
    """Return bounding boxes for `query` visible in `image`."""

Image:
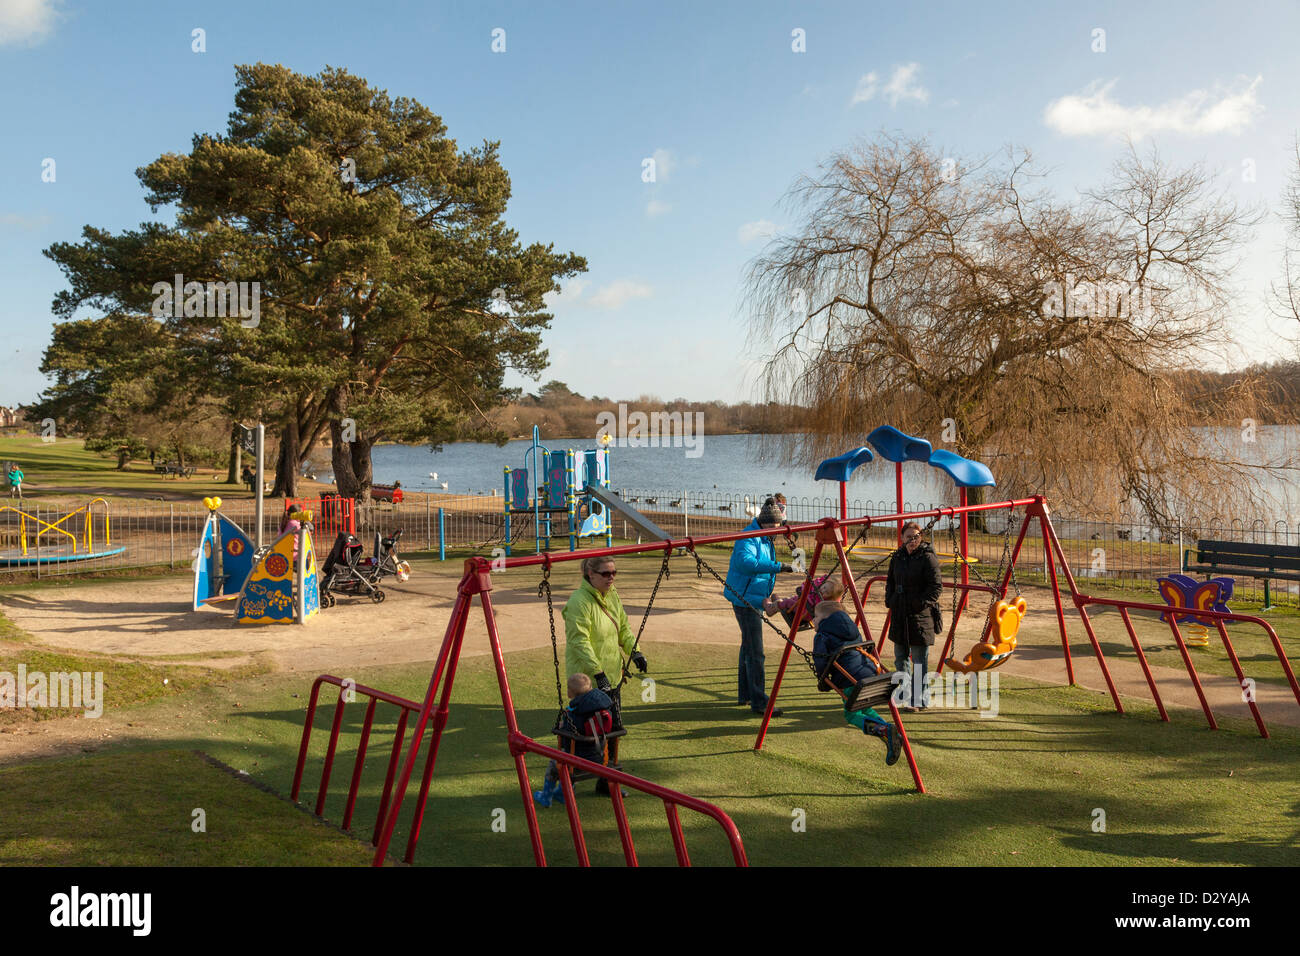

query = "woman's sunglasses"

[595,569,618,578]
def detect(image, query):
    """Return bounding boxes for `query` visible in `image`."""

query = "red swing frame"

[757,495,1300,754]
[291,494,1300,867]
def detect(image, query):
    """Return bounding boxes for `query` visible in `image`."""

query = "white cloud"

[542,277,589,309]
[1044,76,1263,139]
[646,199,671,218]
[651,147,675,182]
[0,0,62,46]
[0,211,50,229]
[546,278,649,311]
[586,280,652,310]
[882,63,928,107]
[851,72,878,105]
[738,219,779,243]
[851,64,929,108]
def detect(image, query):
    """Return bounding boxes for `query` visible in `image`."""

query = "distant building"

[0,407,19,429]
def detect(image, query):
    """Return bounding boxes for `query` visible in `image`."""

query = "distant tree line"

[468,380,814,440]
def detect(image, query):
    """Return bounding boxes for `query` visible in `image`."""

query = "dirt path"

[2,572,1297,764]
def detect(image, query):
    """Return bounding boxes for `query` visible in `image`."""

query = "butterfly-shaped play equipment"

[945,596,1028,673]
[1156,574,1233,648]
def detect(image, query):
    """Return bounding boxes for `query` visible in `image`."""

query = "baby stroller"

[365,528,410,586]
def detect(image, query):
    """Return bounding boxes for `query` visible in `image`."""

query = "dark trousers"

[734,605,769,712]
[894,641,931,707]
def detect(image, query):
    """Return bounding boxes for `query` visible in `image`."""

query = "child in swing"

[764,572,830,631]
[811,576,902,765]
[533,673,615,807]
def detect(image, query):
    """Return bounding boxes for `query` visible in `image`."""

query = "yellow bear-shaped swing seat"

[945,596,1027,674]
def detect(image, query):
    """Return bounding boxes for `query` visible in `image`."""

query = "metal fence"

[3,490,1298,608]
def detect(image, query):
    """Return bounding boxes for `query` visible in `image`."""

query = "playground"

[2,538,1299,865]
[0,426,1297,867]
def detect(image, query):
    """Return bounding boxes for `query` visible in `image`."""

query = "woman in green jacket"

[563,556,648,791]
[563,556,648,698]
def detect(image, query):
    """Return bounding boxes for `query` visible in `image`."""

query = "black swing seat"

[551,709,627,782]
[844,674,896,713]
[814,640,893,712]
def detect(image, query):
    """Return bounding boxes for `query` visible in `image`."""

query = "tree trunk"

[226,423,241,484]
[329,410,361,499]
[271,420,299,498]
[350,435,375,502]
[968,484,988,533]
[175,439,186,472]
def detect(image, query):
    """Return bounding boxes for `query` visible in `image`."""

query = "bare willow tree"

[744,134,1287,527]
[1275,139,1300,325]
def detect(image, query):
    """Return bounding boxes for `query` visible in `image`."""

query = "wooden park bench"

[154,462,196,479]
[1182,539,1300,610]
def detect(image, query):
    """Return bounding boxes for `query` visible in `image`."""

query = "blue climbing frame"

[502,425,614,555]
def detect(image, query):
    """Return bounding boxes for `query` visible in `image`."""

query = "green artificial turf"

[0,750,375,865]
[5,641,1293,866]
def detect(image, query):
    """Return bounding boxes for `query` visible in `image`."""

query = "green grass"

[5,640,1296,866]
[0,750,375,865]
[0,435,243,502]
[0,609,271,723]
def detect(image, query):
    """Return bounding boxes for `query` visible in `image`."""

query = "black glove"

[595,672,612,693]
[631,652,648,673]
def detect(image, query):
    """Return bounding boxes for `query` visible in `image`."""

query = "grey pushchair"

[319,529,408,606]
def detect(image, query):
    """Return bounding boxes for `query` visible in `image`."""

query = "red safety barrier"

[292,493,1299,868]
[286,495,356,538]
[490,495,1298,744]
[294,562,749,867]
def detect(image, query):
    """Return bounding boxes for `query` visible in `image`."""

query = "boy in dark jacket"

[812,577,902,765]
[534,673,616,807]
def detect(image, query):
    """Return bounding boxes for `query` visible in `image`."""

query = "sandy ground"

[2,564,1297,763]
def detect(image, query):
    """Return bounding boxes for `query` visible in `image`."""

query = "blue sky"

[2,0,1298,408]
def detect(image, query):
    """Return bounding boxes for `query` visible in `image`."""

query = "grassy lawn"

[0,435,242,502]
[0,607,272,724]
[4,640,1296,866]
[0,750,375,865]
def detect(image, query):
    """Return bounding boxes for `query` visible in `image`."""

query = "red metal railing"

[291,676,421,853]
[293,492,1300,867]
[286,495,356,538]
[507,735,748,866]
[294,561,749,866]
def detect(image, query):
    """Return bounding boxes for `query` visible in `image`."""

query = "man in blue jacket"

[725,498,793,716]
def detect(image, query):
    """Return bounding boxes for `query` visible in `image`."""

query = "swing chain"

[620,550,671,686]
[538,558,566,712]
[690,545,822,677]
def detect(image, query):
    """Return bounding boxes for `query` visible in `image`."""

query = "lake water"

[345,427,1300,523]
[362,433,948,507]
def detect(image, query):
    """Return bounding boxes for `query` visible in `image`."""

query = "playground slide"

[584,485,669,541]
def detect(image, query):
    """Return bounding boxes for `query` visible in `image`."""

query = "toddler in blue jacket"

[534,673,616,807]
[811,576,902,765]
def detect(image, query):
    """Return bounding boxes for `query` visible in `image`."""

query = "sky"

[2,0,1299,408]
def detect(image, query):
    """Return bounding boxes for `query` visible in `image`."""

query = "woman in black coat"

[885,521,943,710]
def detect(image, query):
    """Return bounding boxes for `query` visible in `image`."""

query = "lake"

[341,427,1300,523]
